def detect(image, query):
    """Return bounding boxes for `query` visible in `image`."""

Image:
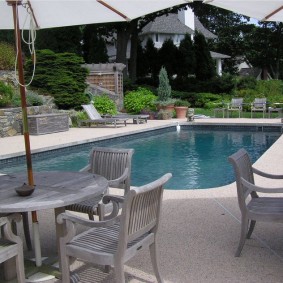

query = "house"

[107,8,230,76]
[139,8,230,76]
[236,56,272,80]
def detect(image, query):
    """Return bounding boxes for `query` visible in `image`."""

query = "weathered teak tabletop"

[0,171,108,212]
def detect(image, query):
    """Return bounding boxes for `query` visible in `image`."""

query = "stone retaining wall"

[0,105,58,137]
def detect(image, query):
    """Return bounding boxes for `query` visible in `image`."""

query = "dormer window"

[155,34,159,42]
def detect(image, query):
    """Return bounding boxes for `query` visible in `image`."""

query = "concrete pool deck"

[1,118,283,283]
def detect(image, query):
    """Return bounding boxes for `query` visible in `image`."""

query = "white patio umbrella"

[1,0,190,268]
[203,0,283,22]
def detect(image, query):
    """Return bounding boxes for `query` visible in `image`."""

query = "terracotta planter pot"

[175,106,188,118]
[164,105,175,113]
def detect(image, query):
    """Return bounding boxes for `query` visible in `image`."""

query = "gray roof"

[141,13,217,39]
[141,13,193,35]
[194,17,217,39]
[210,51,231,59]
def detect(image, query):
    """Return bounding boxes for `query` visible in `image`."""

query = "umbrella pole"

[10,0,42,267]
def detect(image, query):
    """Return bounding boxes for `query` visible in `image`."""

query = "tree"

[157,66,171,101]
[143,38,159,82]
[176,33,195,78]
[158,38,178,78]
[82,24,108,63]
[244,22,283,79]
[194,32,215,81]
[36,26,82,54]
[191,1,251,74]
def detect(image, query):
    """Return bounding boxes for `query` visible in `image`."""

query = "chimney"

[178,8,195,31]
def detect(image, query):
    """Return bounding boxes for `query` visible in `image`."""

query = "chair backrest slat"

[88,147,134,191]
[228,149,256,212]
[119,173,172,247]
[82,104,102,120]
[253,98,266,109]
[231,98,243,107]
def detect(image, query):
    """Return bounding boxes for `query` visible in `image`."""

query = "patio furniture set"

[0,147,171,282]
[214,98,283,118]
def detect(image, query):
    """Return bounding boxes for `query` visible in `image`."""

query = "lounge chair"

[228,148,283,257]
[79,104,128,127]
[58,173,172,283]
[227,98,243,118]
[112,113,149,124]
[251,98,266,118]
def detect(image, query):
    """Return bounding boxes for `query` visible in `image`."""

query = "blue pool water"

[0,127,281,189]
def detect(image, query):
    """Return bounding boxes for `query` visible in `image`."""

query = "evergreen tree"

[176,33,195,78]
[143,38,159,82]
[136,40,147,78]
[158,38,178,78]
[194,32,215,80]
[157,66,171,101]
[82,25,108,64]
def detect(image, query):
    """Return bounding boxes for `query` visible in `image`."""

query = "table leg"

[54,207,65,272]
[33,221,42,267]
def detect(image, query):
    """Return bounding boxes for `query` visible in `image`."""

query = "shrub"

[54,92,89,110]
[93,95,117,115]
[195,93,222,108]
[26,91,44,106]
[174,99,190,107]
[0,42,15,70]
[10,90,48,107]
[0,81,13,107]
[124,87,157,114]
[25,49,88,109]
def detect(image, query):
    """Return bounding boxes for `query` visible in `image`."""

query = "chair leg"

[22,212,32,250]
[247,220,256,239]
[16,245,26,283]
[88,212,94,221]
[149,242,164,283]
[60,254,71,283]
[114,260,125,283]
[235,216,249,257]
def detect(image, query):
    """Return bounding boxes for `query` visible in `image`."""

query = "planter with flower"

[174,99,190,118]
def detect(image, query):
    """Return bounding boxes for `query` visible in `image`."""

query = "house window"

[155,34,159,42]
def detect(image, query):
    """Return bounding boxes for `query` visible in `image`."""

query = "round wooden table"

[0,171,108,212]
[0,171,108,277]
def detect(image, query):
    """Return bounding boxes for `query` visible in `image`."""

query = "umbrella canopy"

[1,0,190,29]
[204,0,283,22]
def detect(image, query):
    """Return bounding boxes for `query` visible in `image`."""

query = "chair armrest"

[79,164,91,172]
[102,194,125,205]
[253,167,283,179]
[241,177,283,194]
[57,211,119,228]
[108,168,129,187]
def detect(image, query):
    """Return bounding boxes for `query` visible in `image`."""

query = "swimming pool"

[0,125,281,189]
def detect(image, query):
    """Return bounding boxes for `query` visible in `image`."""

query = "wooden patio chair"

[228,148,283,257]
[227,98,243,118]
[251,98,266,118]
[0,214,25,282]
[58,173,172,283]
[66,147,134,220]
